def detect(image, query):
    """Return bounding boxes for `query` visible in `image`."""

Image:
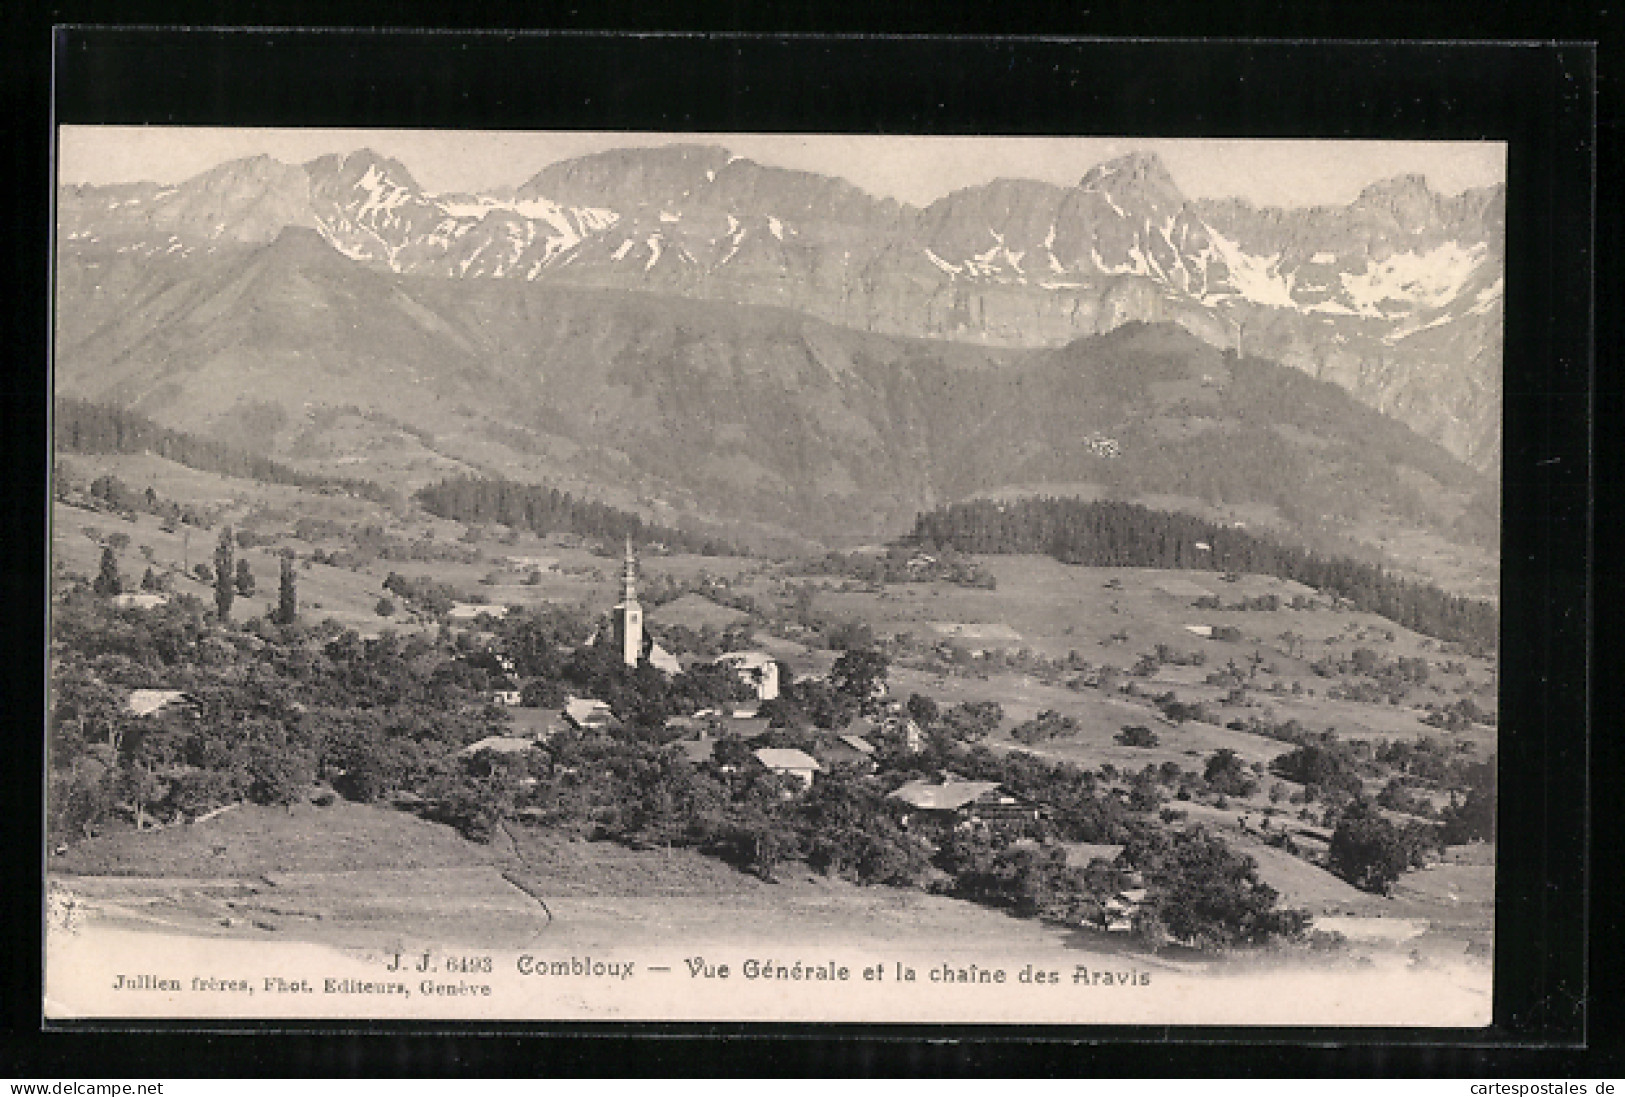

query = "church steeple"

[614,537,643,667]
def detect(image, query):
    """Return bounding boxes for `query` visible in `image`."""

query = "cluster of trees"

[54,398,394,503]
[413,475,733,555]
[799,545,995,590]
[65,472,213,530]
[381,572,484,617]
[908,498,1497,653]
[1421,697,1496,730]
[1326,800,1441,895]
[1010,710,1081,745]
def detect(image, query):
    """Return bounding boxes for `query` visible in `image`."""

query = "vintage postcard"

[47,126,1502,1025]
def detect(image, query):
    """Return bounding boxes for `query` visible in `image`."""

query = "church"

[604,539,682,675]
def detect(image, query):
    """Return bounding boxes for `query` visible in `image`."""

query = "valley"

[47,135,1502,1023]
[50,449,1495,977]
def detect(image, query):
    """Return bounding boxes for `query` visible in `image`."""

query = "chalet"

[490,676,523,706]
[112,592,170,610]
[888,779,1040,824]
[564,697,614,730]
[818,735,876,771]
[849,713,922,753]
[126,689,190,717]
[1063,842,1126,869]
[648,643,683,676]
[1100,888,1150,933]
[838,733,876,757]
[752,747,821,790]
[457,735,537,758]
[448,602,508,621]
[504,555,559,571]
[715,651,780,701]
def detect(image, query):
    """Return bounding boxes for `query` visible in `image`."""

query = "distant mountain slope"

[58,146,1504,471]
[54,227,1493,571]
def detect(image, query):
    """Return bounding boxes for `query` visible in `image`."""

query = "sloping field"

[49,802,1112,957]
[51,801,500,877]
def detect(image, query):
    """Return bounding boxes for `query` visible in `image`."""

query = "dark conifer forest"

[414,474,734,556]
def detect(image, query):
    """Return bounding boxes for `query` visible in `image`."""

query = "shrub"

[1203,748,1258,797]
[1116,725,1160,748]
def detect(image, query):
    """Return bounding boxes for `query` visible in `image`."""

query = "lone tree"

[234,557,256,597]
[1327,800,1413,895]
[277,551,299,625]
[92,545,122,596]
[213,526,235,621]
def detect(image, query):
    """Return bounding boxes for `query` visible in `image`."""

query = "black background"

[4,13,1610,1079]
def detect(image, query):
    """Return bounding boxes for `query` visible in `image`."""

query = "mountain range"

[58,145,1504,472]
[52,218,1496,594]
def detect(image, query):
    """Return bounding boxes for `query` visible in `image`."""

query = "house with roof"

[489,676,523,706]
[456,735,538,759]
[448,602,509,621]
[1099,888,1151,933]
[838,732,876,757]
[564,696,614,730]
[752,747,821,790]
[818,733,877,771]
[715,651,780,701]
[888,779,1040,825]
[113,592,170,611]
[126,689,191,717]
[846,713,923,753]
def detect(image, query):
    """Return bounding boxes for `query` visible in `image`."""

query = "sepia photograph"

[42,121,1512,1026]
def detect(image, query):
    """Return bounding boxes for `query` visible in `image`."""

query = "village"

[49,455,1498,959]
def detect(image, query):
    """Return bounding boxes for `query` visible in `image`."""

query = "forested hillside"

[414,475,735,556]
[55,398,396,504]
[909,497,1497,653]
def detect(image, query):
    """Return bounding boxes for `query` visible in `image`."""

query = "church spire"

[622,535,638,603]
[615,536,643,668]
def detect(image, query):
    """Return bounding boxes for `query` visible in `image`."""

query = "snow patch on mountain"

[1202,227,1298,309]
[354,165,412,220]
[923,249,960,277]
[1340,242,1488,316]
[1469,276,1504,316]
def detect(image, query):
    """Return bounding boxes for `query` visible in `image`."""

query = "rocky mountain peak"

[1079,151,1182,203]
[517,143,733,209]
[1352,172,1443,233]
